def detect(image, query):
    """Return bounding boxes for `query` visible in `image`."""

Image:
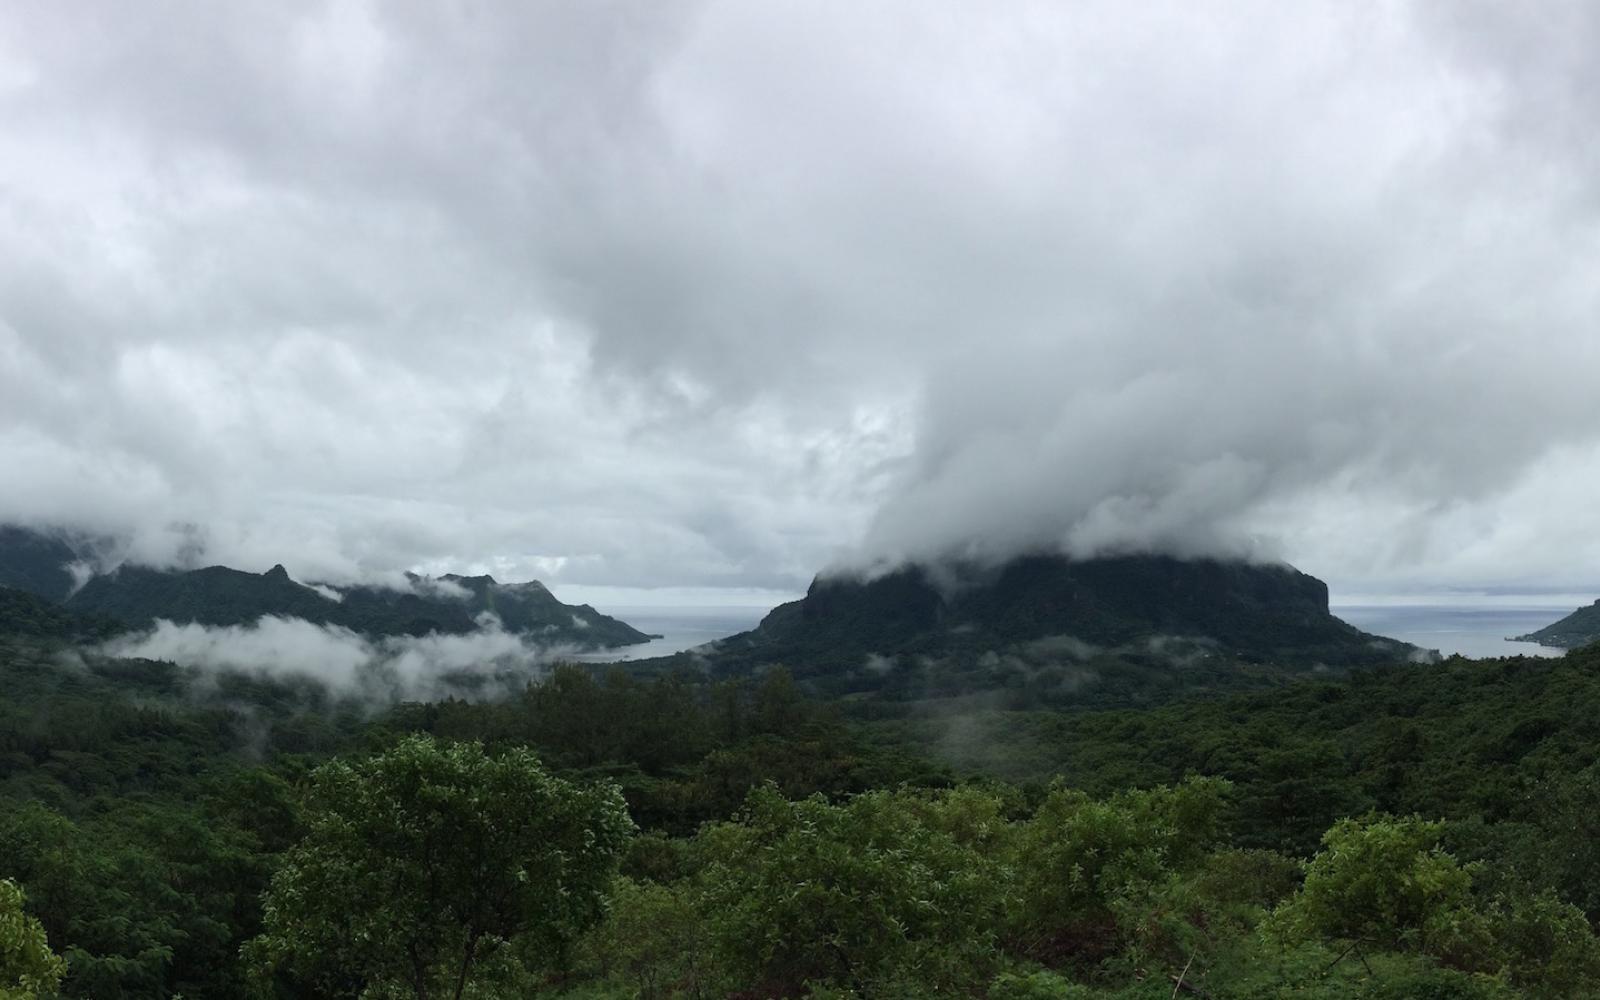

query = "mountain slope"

[69,564,339,629]
[63,563,654,647]
[333,572,654,646]
[0,585,122,640]
[437,573,647,643]
[748,554,1413,662]
[1514,600,1600,649]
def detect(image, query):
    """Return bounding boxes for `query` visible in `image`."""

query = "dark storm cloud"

[3,1,1600,600]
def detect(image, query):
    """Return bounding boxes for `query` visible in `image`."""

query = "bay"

[565,606,767,663]
[1333,604,1569,659]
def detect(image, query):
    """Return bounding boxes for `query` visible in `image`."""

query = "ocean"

[1332,604,1569,659]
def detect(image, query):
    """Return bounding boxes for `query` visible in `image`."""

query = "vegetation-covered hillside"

[715,554,1417,670]
[0,587,121,642]
[1515,599,1600,649]
[5,600,1600,997]
[66,563,654,647]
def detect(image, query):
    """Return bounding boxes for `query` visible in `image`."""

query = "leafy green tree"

[247,735,632,1000]
[0,878,65,999]
[987,966,1090,999]
[577,877,710,1000]
[695,784,1009,996]
[1268,816,1492,970]
[1009,777,1230,969]
[0,802,194,998]
[1521,763,1600,918]
[1483,887,1600,996]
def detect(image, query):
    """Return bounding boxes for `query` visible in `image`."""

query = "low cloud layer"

[5,3,1600,598]
[97,615,562,702]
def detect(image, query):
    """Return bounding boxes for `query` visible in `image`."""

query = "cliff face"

[738,553,1413,668]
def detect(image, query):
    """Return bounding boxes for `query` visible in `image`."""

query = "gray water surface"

[1333,605,1568,659]
[567,606,767,662]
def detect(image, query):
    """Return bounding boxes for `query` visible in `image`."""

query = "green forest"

[6,620,1600,998]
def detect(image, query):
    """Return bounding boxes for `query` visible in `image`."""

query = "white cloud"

[302,581,343,603]
[96,614,566,701]
[409,576,471,601]
[2,2,1600,599]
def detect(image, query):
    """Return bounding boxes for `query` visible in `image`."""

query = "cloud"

[3,2,1600,598]
[95,614,565,702]
[302,582,343,603]
[408,576,471,601]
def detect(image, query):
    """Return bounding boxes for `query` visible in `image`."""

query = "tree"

[1009,777,1230,969]
[247,735,632,999]
[577,877,709,1000]
[695,784,1009,996]
[1268,815,1491,970]
[1485,887,1600,995]
[0,878,65,999]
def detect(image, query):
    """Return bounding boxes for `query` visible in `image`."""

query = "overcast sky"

[4,1,1600,607]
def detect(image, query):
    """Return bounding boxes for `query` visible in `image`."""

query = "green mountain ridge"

[65,563,654,647]
[0,526,654,648]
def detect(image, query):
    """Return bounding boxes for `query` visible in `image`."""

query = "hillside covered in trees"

[1516,599,1600,650]
[4,597,1600,997]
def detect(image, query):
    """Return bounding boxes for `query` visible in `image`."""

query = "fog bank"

[97,614,564,702]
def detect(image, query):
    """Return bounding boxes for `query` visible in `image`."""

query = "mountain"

[1514,600,1600,649]
[693,553,1421,701]
[69,563,340,629]
[63,563,654,647]
[336,572,656,647]
[741,554,1418,663]
[0,525,653,647]
[430,573,636,639]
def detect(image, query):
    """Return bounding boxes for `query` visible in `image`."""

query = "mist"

[96,614,564,703]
